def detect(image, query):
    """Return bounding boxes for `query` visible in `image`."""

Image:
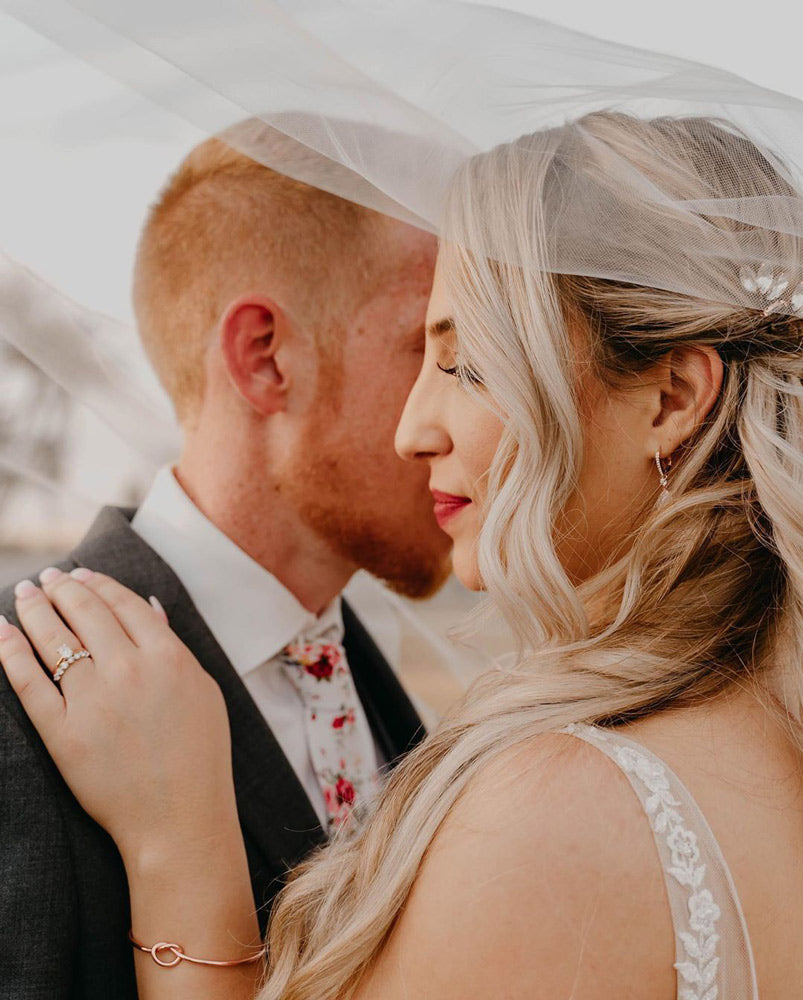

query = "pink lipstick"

[431,489,471,528]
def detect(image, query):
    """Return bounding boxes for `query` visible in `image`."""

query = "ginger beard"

[284,353,453,599]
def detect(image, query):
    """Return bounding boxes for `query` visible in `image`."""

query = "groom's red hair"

[133,127,387,424]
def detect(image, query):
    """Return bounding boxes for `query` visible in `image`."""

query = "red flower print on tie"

[332,708,356,730]
[323,774,358,830]
[284,642,342,681]
[305,652,334,680]
[336,776,356,806]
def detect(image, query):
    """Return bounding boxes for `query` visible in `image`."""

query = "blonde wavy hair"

[258,112,803,999]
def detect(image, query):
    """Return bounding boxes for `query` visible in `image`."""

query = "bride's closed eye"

[436,361,483,386]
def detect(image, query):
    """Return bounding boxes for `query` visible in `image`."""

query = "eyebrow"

[426,317,456,338]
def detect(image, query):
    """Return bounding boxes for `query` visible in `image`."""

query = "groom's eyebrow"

[426,317,456,338]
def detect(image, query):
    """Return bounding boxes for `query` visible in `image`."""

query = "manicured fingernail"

[39,567,63,584]
[14,580,38,599]
[148,595,168,622]
[70,568,93,582]
[0,615,13,640]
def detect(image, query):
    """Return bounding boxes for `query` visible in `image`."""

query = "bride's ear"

[218,295,290,415]
[652,345,724,455]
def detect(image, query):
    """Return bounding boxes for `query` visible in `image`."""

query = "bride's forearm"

[0,575,266,998]
[123,823,263,1000]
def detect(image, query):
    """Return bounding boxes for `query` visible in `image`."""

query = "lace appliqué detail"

[564,724,722,1000]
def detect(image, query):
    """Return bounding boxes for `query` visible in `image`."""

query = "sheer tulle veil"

[3,0,803,464]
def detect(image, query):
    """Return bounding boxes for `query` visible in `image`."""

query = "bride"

[2,108,803,999]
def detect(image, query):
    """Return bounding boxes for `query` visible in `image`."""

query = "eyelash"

[437,362,482,386]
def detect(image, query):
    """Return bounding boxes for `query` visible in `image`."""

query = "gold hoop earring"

[654,449,672,506]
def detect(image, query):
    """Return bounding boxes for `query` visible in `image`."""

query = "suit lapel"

[342,600,426,766]
[72,508,326,897]
[70,509,425,908]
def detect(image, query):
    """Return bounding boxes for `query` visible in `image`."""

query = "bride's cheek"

[461,404,505,497]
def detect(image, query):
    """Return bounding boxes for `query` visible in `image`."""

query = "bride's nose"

[395,377,452,463]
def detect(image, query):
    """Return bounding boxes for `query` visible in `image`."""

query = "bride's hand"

[0,568,238,866]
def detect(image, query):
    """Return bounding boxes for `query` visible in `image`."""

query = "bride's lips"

[431,489,471,528]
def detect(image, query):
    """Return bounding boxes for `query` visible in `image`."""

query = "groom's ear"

[218,295,291,415]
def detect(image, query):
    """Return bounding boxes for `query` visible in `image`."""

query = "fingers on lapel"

[0,616,65,738]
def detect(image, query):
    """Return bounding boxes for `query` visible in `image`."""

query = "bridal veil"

[3,0,803,416]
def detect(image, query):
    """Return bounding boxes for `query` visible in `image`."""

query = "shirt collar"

[131,467,344,677]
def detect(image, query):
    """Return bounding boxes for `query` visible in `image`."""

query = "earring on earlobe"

[654,449,673,507]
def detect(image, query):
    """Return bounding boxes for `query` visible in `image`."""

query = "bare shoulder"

[357,732,675,1000]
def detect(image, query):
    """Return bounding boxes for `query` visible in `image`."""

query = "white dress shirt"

[131,466,381,827]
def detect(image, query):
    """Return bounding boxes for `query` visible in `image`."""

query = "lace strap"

[561,723,758,1000]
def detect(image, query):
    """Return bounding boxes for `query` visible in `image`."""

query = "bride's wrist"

[120,816,245,883]
[122,818,262,983]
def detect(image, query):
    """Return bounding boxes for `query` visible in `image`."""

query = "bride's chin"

[451,544,484,592]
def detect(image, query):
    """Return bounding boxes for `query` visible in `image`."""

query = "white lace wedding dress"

[563,724,759,1000]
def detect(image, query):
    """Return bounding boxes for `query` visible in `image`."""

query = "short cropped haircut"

[133,125,389,423]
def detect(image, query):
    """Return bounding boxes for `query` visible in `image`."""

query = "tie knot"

[280,640,349,697]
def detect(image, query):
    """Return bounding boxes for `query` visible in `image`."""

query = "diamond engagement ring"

[53,644,91,685]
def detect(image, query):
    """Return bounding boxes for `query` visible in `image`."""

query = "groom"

[0,132,449,998]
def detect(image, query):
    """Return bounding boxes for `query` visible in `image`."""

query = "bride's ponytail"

[739,341,803,716]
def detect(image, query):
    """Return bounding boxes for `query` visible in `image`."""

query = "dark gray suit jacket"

[0,507,424,999]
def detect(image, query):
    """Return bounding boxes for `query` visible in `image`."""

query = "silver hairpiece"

[739,263,803,318]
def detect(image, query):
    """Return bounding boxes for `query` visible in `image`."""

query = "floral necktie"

[280,638,380,833]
